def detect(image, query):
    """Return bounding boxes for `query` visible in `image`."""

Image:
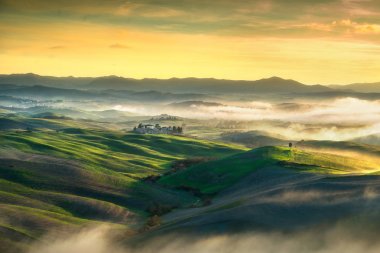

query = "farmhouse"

[133,123,183,135]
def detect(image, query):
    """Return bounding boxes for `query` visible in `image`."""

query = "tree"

[138,123,143,128]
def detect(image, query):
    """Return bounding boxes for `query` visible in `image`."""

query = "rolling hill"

[158,145,380,195]
[2,114,380,252]
[350,133,380,146]
[138,145,380,240]
[219,131,287,148]
[0,120,245,252]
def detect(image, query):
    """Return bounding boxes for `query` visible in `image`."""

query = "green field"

[159,145,380,194]
[2,115,380,252]
[0,122,245,252]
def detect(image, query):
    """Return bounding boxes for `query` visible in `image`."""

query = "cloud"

[109,43,130,49]
[300,19,380,35]
[2,0,380,36]
[137,7,186,18]
[2,0,380,83]
[48,45,66,50]
[342,0,380,16]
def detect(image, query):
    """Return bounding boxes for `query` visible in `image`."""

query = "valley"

[1,74,380,252]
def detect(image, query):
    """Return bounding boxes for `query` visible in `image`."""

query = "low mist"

[113,97,380,124]
[27,222,380,253]
[111,97,380,140]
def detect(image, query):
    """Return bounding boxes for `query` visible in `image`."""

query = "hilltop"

[144,145,380,237]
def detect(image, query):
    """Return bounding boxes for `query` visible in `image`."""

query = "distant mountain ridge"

[2,73,380,94]
[330,82,380,93]
[0,73,92,88]
[0,73,332,94]
[87,76,332,94]
[0,84,212,102]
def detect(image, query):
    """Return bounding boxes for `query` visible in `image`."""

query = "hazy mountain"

[23,106,94,119]
[88,76,333,94]
[274,102,314,112]
[0,73,92,88]
[350,133,380,146]
[0,85,103,99]
[330,82,380,93]
[0,84,211,103]
[93,109,137,119]
[4,74,380,102]
[294,90,380,100]
[168,100,224,108]
[32,112,72,120]
[105,90,213,103]
[0,95,36,104]
[0,74,334,94]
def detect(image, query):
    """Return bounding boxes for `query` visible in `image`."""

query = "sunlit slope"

[0,113,115,131]
[159,146,380,195]
[297,140,380,155]
[219,130,287,148]
[351,133,380,146]
[150,146,380,236]
[0,130,245,175]
[0,129,245,251]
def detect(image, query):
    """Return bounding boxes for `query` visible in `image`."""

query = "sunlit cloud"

[1,0,380,83]
[48,45,66,50]
[109,43,130,49]
[299,19,380,35]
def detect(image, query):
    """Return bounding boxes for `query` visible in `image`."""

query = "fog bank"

[27,223,380,253]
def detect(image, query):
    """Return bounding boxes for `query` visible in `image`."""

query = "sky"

[1,0,380,84]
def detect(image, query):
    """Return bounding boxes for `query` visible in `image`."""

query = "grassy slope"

[297,140,380,156]
[0,127,245,251]
[351,134,380,146]
[219,130,287,148]
[0,130,245,175]
[159,146,288,194]
[0,113,110,131]
[2,115,379,250]
[159,145,380,195]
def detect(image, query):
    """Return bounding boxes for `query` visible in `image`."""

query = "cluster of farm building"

[133,123,184,134]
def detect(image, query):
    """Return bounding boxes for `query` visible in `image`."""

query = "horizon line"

[0,72,378,86]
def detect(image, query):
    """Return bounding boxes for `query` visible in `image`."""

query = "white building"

[133,123,183,135]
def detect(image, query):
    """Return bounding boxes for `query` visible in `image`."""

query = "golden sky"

[1,0,380,84]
